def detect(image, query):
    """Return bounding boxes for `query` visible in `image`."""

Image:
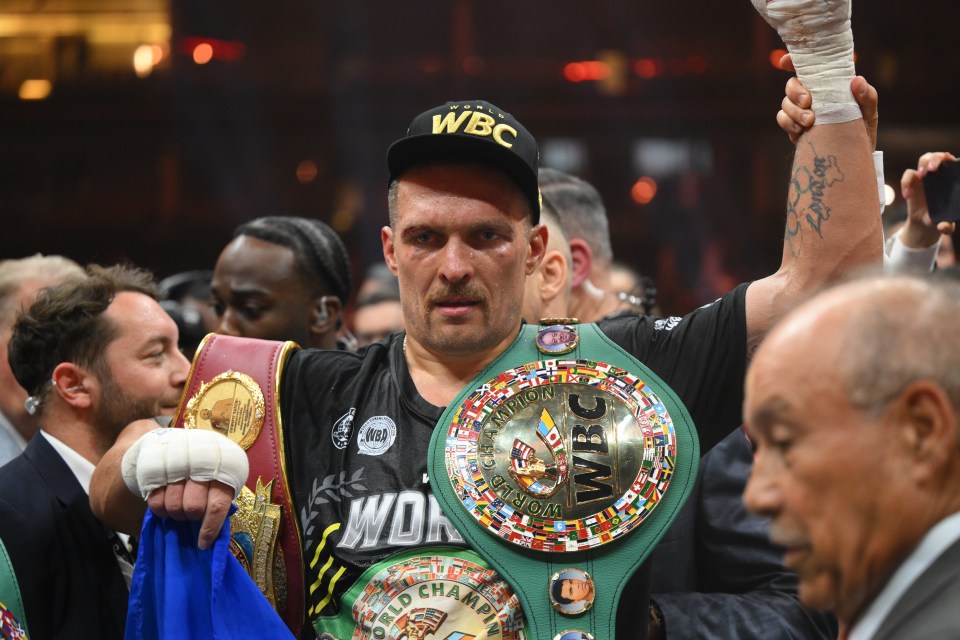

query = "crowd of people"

[0,1,958,639]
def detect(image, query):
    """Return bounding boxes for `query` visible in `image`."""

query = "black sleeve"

[598,283,749,454]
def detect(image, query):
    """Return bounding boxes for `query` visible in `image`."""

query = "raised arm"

[744,0,882,355]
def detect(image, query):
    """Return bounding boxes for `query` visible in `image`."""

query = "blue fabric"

[125,506,293,640]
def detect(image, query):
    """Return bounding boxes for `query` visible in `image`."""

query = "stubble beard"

[95,371,164,438]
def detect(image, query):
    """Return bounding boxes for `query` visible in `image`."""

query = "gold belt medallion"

[183,369,266,450]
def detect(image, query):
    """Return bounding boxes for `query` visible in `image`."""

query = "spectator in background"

[210,216,353,350]
[352,289,404,348]
[520,199,572,323]
[0,264,189,639]
[538,167,628,323]
[0,254,85,466]
[884,152,957,272]
[352,263,403,347]
[609,260,661,317]
[355,262,400,303]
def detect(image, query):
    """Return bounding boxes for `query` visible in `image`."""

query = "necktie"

[108,529,136,587]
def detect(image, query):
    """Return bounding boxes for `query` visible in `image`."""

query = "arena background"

[1,0,956,313]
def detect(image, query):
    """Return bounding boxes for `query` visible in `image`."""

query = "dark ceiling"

[2,0,957,312]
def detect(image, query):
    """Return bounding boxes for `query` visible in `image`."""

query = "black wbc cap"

[387,100,541,224]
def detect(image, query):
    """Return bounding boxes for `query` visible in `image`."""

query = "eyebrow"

[222,288,274,300]
[748,396,792,432]
[135,334,172,352]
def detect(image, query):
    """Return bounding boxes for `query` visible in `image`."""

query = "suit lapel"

[872,535,960,640]
[24,435,129,636]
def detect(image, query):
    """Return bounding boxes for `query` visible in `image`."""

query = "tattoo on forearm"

[784,141,845,256]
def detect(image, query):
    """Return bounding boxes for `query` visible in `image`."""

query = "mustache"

[768,523,810,549]
[426,283,486,306]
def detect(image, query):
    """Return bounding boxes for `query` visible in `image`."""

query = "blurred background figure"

[351,262,403,348]
[609,260,661,317]
[157,269,216,360]
[210,216,353,350]
[539,167,621,322]
[0,254,85,466]
[883,152,958,272]
[355,262,399,302]
[352,289,403,348]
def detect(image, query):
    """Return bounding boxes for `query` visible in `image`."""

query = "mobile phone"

[922,159,960,224]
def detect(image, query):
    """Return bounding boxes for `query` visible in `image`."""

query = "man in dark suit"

[744,274,960,640]
[0,264,189,640]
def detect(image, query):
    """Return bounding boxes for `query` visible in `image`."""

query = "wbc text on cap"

[387,99,542,224]
[431,106,519,148]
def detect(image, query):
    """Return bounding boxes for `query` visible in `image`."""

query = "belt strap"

[171,333,303,637]
[0,536,29,639]
[429,323,699,640]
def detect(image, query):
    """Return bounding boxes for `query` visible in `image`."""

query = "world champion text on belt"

[442,357,677,552]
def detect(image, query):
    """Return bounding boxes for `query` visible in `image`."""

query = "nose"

[171,348,191,386]
[216,310,241,337]
[437,237,474,284]
[742,449,783,517]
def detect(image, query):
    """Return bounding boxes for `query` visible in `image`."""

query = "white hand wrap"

[121,428,249,500]
[752,0,860,123]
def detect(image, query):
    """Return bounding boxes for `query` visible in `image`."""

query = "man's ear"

[311,295,341,334]
[51,362,93,409]
[539,250,569,306]
[382,226,399,276]
[525,223,549,275]
[894,380,959,484]
[567,239,593,289]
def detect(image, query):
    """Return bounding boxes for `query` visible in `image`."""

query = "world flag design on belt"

[0,602,27,640]
[444,359,676,552]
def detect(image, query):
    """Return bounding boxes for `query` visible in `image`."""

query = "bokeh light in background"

[631,177,658,205]
[191,42,213,64]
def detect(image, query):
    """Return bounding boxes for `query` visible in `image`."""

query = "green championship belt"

[0,537,29,639]
[429,321,699,640]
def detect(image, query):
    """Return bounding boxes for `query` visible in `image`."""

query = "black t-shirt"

[281,282,748,636]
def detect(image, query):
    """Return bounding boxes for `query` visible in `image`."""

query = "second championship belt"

[429,321,699,640]
[170,333,305,638]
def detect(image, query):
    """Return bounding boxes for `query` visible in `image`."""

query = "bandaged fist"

[752,0,856,120]
[121,427,249,500]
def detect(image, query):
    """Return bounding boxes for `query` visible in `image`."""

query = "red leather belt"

[170,333,304,637]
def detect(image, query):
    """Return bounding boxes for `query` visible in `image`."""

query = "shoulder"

[0,473,53,555]
[0,453,41,498]
[286,338,394,379]
[872,539,960,639]
[598,283,749,354]
[281,337,400,416]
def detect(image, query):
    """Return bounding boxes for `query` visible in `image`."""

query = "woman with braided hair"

[210,216,353,350]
